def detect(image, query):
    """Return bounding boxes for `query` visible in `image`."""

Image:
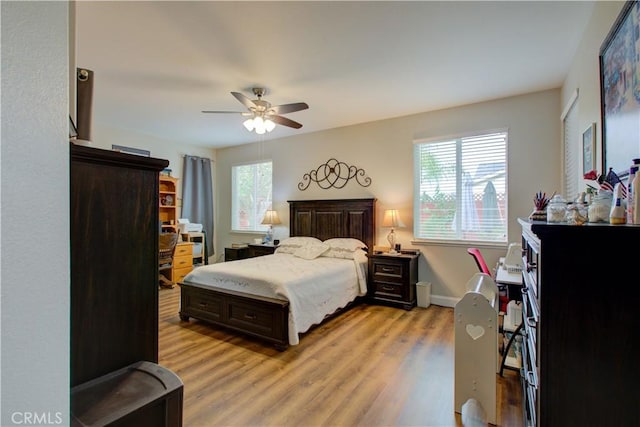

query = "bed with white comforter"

[180,237,369,346]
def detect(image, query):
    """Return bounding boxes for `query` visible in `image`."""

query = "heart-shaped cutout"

[466,324,485,340]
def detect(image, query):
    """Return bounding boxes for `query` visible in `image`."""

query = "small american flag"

[600,168,627,197]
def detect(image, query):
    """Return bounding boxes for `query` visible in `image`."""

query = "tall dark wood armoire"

[71,145,183,426]
[70,144,167,385]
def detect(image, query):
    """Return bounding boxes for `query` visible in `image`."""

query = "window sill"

[411,239,507,250]
[230,230,267,235]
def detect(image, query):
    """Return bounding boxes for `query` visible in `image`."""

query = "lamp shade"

[261,210,282,225]
[243,118,255,131]
[265,119,276,132]
[382,209,405,228]
[242,116,276,134]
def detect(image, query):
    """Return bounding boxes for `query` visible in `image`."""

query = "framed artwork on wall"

[582,123,596,175]
[599,0,640,177]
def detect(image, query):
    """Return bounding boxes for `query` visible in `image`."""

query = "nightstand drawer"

[372,261,404,283]
[372,281,404,300]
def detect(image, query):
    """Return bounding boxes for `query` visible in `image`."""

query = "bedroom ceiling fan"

[202,88,309,134]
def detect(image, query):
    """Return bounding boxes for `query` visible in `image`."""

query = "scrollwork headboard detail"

[298,158,371,190]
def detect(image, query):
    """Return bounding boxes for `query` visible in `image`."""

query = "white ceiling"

[76,1,596,149]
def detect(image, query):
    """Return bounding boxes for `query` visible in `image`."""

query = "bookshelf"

[159,175,178,233]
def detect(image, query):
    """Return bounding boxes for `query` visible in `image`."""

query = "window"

[562,91,579,200]
[231,161,273,232]
[414,131,507,243]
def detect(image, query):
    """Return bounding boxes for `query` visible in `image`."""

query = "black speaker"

[76,68,94,142]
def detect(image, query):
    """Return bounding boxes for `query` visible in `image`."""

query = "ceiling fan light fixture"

[205,88,308,133]
[243,118,255,131]
[254,117,265,134]
[265,119,276,132]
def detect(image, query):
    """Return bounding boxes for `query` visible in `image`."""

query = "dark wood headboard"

[288,198,376,252]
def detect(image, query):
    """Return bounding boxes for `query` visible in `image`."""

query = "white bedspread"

[182,251,368,345]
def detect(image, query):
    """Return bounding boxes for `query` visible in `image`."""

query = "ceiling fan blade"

[269,102,309,114]
[201,110,245,114]
[269,114,303,129]
[231,91,257,109]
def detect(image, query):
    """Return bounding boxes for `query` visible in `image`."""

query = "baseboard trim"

[430,294,458,308]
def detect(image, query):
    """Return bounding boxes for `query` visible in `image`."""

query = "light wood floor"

[159,287,523,427]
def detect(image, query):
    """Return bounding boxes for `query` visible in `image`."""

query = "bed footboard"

[179,282,290,351]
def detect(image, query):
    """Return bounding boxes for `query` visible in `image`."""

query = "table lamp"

[261,209,281,243]
[382,209,405,254]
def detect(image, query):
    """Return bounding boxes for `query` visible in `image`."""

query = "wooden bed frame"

[179,198,376,350]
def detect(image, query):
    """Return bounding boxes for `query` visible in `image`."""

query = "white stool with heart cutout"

[454,273,499,425]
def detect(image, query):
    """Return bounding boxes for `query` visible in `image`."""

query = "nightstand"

[225,247,249,261]
[248,243,278,258]
[367,252,419,310]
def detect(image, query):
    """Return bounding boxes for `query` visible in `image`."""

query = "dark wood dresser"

[71,145,183,425]
[519,219,639,426]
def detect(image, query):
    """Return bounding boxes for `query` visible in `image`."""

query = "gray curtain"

[181,155,214,256]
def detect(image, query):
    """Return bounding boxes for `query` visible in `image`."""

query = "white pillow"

[293,242,330,260]
[321,238,368,259]
[324,238,367,251]
[275,236,323,254]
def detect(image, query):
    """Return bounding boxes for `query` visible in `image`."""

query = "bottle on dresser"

[609,183,626,224]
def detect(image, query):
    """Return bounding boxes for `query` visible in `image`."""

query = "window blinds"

[414,131,507,243]
[563,95,579,201]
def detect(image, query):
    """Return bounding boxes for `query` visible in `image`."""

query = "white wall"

[1,1,69,424]
[216,89,561,303]
[562,1,625,187]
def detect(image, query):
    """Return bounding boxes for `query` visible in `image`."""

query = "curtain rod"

[182,154,213,162]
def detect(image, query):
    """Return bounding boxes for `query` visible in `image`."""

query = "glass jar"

[547,195,567,223]
[566,202,588,225]
[588,191,613,223]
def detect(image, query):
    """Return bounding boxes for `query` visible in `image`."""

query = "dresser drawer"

[521,336,538,427]
[174,242,193,258]
[173,266,192,283]
[173,254,193,269]
[522,232,539,298]
[522,287,538,356]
